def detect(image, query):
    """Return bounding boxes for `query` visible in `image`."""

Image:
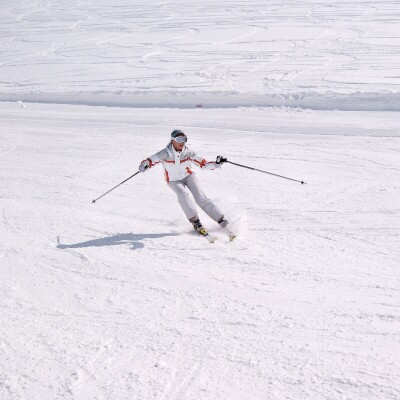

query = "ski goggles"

[173,135,187,143]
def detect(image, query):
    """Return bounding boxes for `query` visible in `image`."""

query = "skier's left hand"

[216,155,227,165]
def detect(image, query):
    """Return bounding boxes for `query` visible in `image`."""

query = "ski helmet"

[171,129,186,138]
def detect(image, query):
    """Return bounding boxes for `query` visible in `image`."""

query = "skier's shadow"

[57,232,179,251]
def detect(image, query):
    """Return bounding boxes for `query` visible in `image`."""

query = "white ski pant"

[168,174,223,221]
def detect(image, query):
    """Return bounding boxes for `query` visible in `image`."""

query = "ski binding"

[198,228,218,244]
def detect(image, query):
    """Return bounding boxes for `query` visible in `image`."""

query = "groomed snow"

[1,102,399,399]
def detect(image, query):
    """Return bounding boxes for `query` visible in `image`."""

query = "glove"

[216,155,227,165]
[139,159,150,173]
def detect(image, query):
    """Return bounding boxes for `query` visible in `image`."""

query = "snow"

[1,1,400,399]
[1,102,400,399]
[1,0,400,109]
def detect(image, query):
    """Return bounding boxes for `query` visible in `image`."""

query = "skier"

[139,129,233,240]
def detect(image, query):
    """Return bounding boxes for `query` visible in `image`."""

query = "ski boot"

[189,216,218,243]
[217,216,237,241]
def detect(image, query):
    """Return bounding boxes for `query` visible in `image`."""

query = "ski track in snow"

[0,0,400,110]
[1,102,400,399]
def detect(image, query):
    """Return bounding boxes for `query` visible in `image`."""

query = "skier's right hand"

[139,159,150,173]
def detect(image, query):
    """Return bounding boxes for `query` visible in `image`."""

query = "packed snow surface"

[1,0,400,109]
[1,102,400,399]
[1,0,400,399]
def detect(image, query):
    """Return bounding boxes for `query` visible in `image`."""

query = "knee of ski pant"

[195,195,210,207]
[176,190,193,208]
[179,189,192,201]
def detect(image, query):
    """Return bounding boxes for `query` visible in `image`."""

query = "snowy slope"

[1,102,400,399]
[1,0,400,109]
[1,0,400,399]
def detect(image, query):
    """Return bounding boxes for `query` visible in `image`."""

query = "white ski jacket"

[145,143,220,182]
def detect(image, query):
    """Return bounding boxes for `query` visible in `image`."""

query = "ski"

[228,232,237,241]
[223,225,237,241]
[198,228,219,244]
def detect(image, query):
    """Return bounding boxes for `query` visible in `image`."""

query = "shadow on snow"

[57,232,179,251]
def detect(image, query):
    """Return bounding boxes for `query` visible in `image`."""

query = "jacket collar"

[166,142,173,157]
[166,142,187,157]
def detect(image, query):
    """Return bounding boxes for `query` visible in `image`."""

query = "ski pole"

[91,171,140,203]
[226,160,306,185]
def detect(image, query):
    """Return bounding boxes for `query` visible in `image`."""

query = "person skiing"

[139,129,233,240]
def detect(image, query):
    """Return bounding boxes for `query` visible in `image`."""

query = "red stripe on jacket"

[146,158,163,168]
[193,158,207,168]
